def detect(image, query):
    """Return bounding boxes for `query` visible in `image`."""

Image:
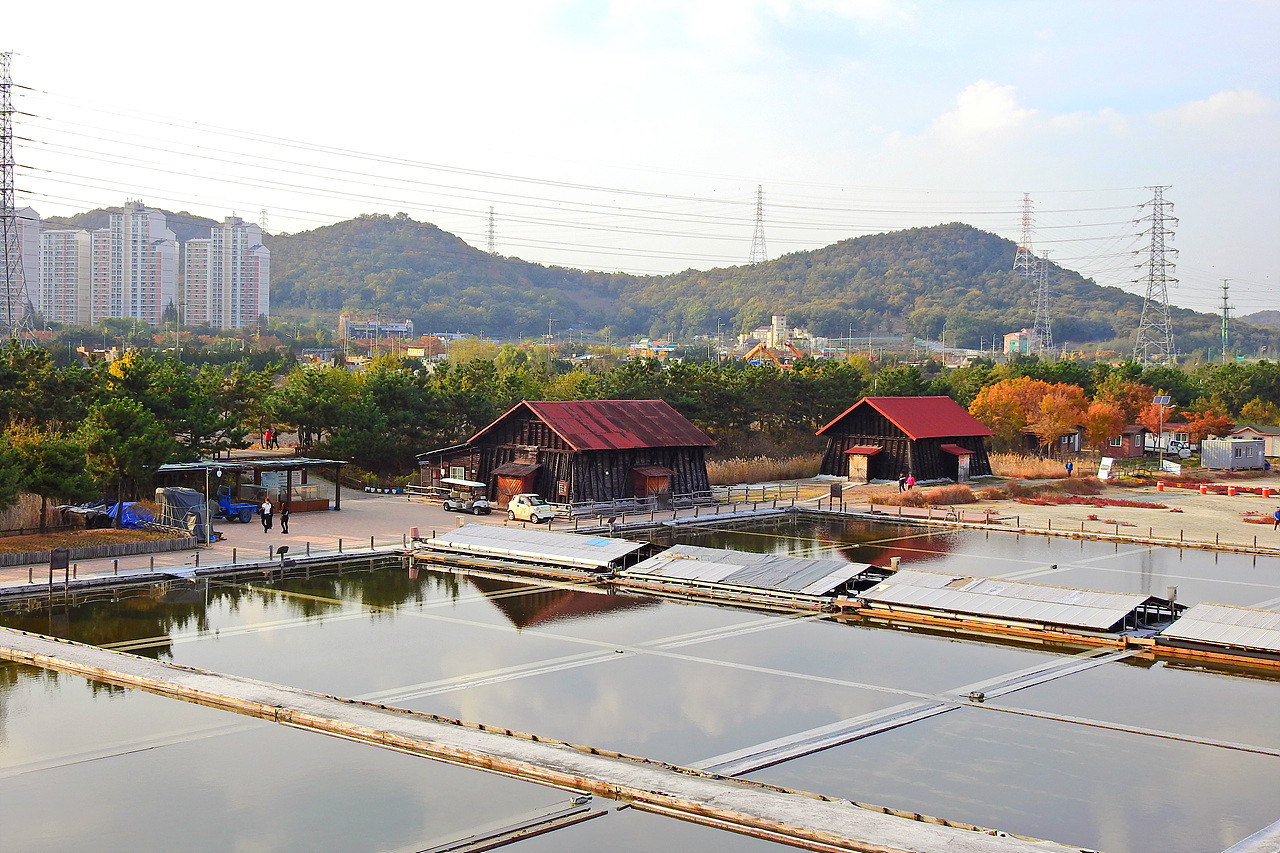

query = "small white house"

[1230,425,1280,457]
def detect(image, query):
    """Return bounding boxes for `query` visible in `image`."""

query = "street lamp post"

[1154,395,1171,471]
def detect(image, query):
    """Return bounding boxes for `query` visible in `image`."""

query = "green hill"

[266,213,634,337]
[267,215,1268,354]
[44,207,1274,355]
[42,208,219,244]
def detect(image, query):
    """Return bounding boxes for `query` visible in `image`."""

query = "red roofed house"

[816,396,993,484]
[419,400,715,509]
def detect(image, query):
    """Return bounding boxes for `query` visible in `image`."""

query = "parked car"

[507,493,556,523]
[440,478,492,515]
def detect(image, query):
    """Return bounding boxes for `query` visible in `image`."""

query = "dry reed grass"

[707,454,823,486]
[990,453,1068,479]
[872,484,977,507]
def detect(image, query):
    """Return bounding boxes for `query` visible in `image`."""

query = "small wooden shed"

[817,396,993,483]
[419,399,714,507]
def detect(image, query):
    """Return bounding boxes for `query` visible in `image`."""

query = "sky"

[7,0,1279,317]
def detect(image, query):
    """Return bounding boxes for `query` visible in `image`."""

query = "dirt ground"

[825,472,1280,553]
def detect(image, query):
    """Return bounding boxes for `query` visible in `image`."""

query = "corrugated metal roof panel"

[816,397,993,441]
[424,524,647,571]
[1162,603,1280,654]
[625,545,873,597]
[860,569,1153,631]
[474,400,715,452]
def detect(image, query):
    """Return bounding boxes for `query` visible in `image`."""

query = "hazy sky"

[8,1,1278,316]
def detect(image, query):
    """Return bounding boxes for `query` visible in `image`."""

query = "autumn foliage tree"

[969,377,1054,449]
[1083,400,1128,452]
[1185,410,1235,442]
[1094,378,1153,424]
[1026,384,1088,452]
[969,377,1085,452]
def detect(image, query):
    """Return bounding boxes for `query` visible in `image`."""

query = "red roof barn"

[817,396,993,483]
[420,400,714,509]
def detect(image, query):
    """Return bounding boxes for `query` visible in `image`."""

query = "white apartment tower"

[184,216,269,329]
[38,228,92,325]
[90,201,177,325]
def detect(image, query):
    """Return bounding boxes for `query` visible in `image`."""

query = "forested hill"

[266,214,1255,354]
[266,213,636,336]
[44,207,1260,353]
[43,208,218,243]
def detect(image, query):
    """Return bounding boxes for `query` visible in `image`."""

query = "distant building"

[1004,329,1031,355]
[2,206,41,324]
[37,227,92,325]
[90,201,177,326]
[183,216,270,329]
[1231,425,1280,457]
[629,339,677,360]
[338,314,414,340]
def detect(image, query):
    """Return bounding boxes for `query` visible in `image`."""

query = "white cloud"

[1154,88,1274,127]
[928,80,1037,140]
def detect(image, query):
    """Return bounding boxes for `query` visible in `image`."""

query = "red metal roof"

[817,396,993,441]
[844,445,883,456]
[472,400,715,452]
[939,443,974,456]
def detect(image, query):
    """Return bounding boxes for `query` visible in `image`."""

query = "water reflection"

[2,519,1280,853]
[467,576,656,629]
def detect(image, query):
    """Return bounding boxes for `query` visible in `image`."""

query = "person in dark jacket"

[280,503,290,534]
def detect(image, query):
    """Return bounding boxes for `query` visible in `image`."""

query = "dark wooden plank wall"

[445,411,713,503]
[817,408,991,481]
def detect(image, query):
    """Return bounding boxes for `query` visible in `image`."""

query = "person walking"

[898,472,907,493]
[1065,460,1074,478]
[280,503,290,534]
[1273,507,1280,530]
[260,497,273,532]
[906,473,916,490]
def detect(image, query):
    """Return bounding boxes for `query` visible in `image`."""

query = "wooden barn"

[419,400,714,508]
[817,396,993,483]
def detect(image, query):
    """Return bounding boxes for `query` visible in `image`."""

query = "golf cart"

[441,477,492,515]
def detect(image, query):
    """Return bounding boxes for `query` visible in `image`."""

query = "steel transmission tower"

[1220,279,1232,362]
[748,185,767,265]
[486,206,495,254]
[1132,186,1178,367]
[1012,193,1052,355]
[1013,192,1035,276]
[1031,252,1054,355]
[1,52,34,341]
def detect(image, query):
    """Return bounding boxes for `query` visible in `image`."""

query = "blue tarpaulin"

[103,502,153,529]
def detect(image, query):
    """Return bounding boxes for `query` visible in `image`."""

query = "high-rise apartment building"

[89,201,177,325]
[3,206,41,324]
[183,216,269,329]
[37,227,92,325]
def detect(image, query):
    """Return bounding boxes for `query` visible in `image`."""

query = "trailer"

[1200,437,1265,471]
